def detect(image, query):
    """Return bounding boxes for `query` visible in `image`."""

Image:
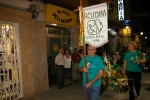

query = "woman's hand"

[135,59,140,63]
[120,68,125,75]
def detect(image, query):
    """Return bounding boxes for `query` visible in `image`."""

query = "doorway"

[46,26,70,87]
[48,38,61,87]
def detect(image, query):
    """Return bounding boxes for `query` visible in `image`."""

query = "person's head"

[74,48,78,53]
[59,48,64,55]
[65,49,70,55]
[128,41,137,52]
[79,49,84,55]
[115,52,119,55]
[87,45,96,57]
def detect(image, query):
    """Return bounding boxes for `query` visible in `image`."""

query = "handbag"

[137,50,144,69]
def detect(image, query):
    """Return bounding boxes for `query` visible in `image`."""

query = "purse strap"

[137,50,139,59]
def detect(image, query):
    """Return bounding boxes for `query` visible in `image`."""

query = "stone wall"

[0,6,49,97]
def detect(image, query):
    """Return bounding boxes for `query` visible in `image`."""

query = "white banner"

[83,3,108,48]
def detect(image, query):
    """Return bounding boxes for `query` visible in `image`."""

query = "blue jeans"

[83,86,100,100]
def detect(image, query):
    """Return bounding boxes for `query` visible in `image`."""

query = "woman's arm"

[122,60,127,74]
[137,58,146,63]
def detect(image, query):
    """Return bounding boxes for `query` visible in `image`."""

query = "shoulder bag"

[137,50,144,69]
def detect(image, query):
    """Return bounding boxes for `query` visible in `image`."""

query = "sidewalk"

[20,72,150,100]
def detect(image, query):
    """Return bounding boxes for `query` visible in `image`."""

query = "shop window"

[48,28,61,35]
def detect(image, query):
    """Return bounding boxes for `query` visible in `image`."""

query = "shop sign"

[44,4,77,27]
[133,11,149,18]
[83,3,108,48]
[118,0,124,21]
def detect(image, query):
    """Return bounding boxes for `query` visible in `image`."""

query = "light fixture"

[29,4,40,19]
[145,37,147,39]
[126,26,129,29]
[140,32,143,35]
[111,31,117,36]
[51,24,57,26]
[108,28,112,31]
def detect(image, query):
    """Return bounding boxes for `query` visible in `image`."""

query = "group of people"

[55,48,84,89]
[54,41,149,100]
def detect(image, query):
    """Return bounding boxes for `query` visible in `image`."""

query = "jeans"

[83,86,100,100]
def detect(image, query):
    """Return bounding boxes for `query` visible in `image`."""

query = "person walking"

[55,48,65,89]
[64,49,72,86]
[122,41,146,100]
[78,45,104,100]
[79,49,84,58]
[79,49,84,79]
[72,48,81,82]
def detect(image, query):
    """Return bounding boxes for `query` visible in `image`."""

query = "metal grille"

[0,21,23,100]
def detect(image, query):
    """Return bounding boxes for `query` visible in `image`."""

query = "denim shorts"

[83,86,100,100]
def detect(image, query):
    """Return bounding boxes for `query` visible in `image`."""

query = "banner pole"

[79,0,90,99]
[80,0,90,100]
[83,44,90,100]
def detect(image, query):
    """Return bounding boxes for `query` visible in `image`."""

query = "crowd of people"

[54,41,150,100]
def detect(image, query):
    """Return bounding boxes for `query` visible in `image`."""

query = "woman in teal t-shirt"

[122,41,146,100]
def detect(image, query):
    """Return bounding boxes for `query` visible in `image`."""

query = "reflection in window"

[63,38,70,51]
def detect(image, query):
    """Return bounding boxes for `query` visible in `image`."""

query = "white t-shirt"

[64,55,71,68]
[55,53,65,65]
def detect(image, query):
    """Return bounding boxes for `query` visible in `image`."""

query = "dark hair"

[79,49,83,53]
[64,49,70,55]
[74,48,77,51]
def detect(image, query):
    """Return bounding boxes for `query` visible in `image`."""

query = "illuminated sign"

[124,20,130,26]
[118,0,124,20]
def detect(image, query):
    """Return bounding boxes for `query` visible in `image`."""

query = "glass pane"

[63,38,70,51]
[63,30,70,35]
[48,28,61,35]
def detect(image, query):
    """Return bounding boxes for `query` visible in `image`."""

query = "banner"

[83,3,108,48]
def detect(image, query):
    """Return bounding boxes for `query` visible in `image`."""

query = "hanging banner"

[83,3,108,48]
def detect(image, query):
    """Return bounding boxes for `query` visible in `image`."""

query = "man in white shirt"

[55,48,65,89]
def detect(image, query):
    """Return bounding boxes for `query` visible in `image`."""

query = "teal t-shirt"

[79,55,104,86]
[124,50,143,72]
